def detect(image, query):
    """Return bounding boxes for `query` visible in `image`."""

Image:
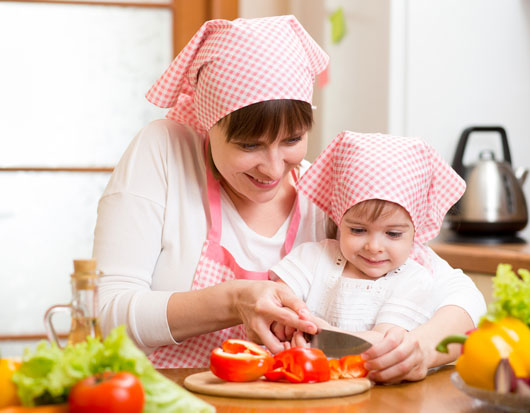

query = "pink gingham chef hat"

[298,131,466,268]
[146,15,329,133]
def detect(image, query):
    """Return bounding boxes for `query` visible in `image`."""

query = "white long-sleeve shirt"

[271,239,484,332]
[93,119,486,353]
[93,119,327,352]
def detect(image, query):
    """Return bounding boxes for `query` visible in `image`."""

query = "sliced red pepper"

[264,347,330,383]
[329,355,368,379]
[210,339,274,382]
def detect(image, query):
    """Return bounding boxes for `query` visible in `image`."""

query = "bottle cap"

[73,259,97,274]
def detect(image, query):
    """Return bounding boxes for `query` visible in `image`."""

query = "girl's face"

[208,124,308,204]
[339,202,415,280]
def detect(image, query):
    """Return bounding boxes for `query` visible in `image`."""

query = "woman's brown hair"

[217,99,313,142]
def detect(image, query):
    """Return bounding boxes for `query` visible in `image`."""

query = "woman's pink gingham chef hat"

[146,15,329,133]
[298,131,466,268]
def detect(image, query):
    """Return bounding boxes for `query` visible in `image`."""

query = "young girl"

[270,130,476,345]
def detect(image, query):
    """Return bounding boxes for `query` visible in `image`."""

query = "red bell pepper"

[264,347,330,383]
[210,339,274,382]
[329,355,368,380]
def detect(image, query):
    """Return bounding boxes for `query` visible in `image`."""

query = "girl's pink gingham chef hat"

[146,15,329,133]
[298,131,466,268]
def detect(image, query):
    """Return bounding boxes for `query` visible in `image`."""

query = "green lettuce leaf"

[481,263,530,326]
[12,326,214,412]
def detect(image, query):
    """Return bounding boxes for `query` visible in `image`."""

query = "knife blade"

[303,328,372,358]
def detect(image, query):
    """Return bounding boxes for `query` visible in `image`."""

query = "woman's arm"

[96,122,320,355]
[167,279,318,354]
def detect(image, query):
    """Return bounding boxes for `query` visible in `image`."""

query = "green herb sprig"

[481,264,530,326]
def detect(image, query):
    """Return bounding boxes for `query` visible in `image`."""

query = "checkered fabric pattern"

[297,131,466,267]
[149,241,248,368]
[145,15,329,133]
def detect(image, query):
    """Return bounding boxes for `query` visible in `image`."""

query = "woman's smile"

[245,173,280,189]
[208,124,307,204]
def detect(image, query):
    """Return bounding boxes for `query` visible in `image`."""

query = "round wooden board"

[184,371,372,400]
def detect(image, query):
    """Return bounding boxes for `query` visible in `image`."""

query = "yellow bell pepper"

[437,316,530,391]
[0,358,21,408]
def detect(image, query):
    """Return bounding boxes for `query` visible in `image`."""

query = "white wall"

[240,0,530,240]
[318,0,390,159]
[389,0,530,240]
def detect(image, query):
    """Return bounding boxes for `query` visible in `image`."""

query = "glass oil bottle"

[44,259,102,347]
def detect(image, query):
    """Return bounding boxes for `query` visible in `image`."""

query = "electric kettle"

[447,126,528,242]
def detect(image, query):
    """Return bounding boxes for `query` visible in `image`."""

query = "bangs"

[349,200,403,223]
[217,100,313,143]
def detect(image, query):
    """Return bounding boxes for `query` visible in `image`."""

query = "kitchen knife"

[304,328,372,358]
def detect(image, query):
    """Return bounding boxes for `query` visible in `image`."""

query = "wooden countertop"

[159,366,484,412]
[429,231,530,275]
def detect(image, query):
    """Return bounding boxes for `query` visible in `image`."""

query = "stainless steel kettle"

[447,126,528,240]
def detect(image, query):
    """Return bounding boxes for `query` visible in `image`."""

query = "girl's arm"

[361,305,473,383]
[360,248,485,383]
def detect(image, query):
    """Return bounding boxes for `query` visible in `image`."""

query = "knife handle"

[302,332,314,343]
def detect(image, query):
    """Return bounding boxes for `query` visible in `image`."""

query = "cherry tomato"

[68,371,144,413]
[264,347,330,383]
[210,339,274,382]
[329,355,368,379]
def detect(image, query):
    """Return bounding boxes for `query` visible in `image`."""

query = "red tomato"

[329,355,368,380]
[68,371,144,413]
[264,347,330,383]
[210,339,274,382]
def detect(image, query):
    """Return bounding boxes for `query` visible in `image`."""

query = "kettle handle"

[451,126,512,177]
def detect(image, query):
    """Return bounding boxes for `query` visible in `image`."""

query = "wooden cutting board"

[183,371,372,399]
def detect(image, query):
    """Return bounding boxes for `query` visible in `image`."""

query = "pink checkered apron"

[149,141,301,368]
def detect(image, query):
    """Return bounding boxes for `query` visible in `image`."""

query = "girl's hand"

[361,326,429,384]
[269,325,311,350]
[270,321,296,349]
[290,330,310,348]
[270,309,321,351]
[361,306,474,383]
[234,280,318,354]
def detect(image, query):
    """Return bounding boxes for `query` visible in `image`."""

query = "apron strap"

[204,137,223,243]
[282,169,301,256]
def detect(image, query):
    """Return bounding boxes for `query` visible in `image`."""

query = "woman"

[93,15,485,381]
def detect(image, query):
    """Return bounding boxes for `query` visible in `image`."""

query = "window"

[0,0,237,355]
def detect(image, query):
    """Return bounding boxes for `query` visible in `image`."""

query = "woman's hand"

[234,280,318,354]
[361,327,429,384]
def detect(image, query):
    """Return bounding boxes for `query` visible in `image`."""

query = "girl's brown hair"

[326,200,408,239]
[216,99,313,142]
[349,199,397,223]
